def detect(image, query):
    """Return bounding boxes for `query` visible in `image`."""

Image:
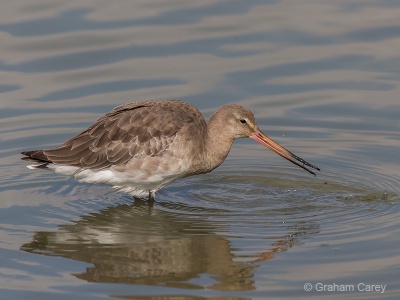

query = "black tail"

[21,150,51,163]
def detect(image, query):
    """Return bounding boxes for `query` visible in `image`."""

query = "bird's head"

[210,104,320,176]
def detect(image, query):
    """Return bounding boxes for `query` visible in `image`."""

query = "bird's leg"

[148,190,155,207]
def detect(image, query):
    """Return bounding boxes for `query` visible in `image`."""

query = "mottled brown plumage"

[22,100,319,204]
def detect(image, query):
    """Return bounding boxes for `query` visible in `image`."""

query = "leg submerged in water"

[148,191,155,207]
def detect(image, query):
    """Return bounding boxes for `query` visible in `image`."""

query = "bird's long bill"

[250,128,320,176]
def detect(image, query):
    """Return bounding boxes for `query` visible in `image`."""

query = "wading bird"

[22,100,320,204]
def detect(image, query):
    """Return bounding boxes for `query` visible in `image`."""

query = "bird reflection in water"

[21,199,319,291]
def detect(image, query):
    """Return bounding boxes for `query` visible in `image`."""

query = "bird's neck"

[201,119,234,173]
[185,110,234,176]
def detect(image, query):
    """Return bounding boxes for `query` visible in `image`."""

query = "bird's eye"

[239,119,247,124]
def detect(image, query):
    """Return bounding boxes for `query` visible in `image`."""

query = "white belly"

[47,156,190,197]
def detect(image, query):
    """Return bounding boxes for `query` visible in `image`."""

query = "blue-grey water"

[1,1,399,299]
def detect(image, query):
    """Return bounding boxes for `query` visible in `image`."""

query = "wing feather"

[36,100,204,170]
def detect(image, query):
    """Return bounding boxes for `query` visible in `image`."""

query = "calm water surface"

[1,1,399,299]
